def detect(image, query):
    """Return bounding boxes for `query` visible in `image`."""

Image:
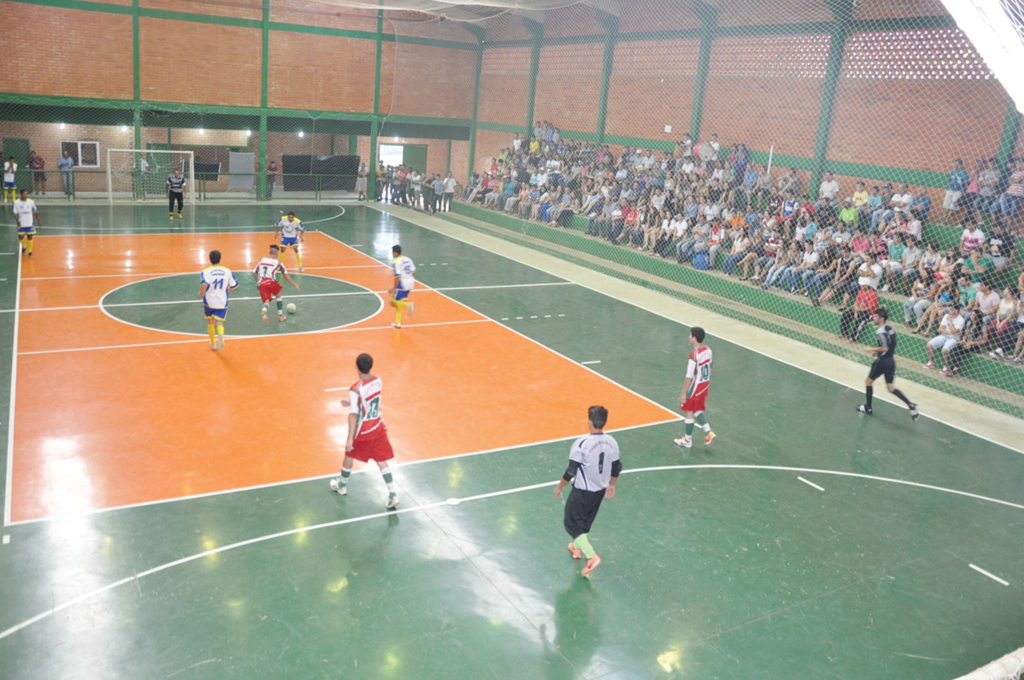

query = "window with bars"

[842,28,995,80]
[710,34,831,78]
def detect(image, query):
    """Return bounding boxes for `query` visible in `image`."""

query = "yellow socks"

[26,239,33,255]
[208,324,216,345]
[294,249,303,268]
[395,300,409,324]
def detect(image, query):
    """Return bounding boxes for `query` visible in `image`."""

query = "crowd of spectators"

[454,121,1024,377]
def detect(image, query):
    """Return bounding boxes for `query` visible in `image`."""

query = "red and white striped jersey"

[254,257,287,286]
[685,345,713,399]
[349,376,384,438]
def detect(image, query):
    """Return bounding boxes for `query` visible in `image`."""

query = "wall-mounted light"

[246,130,252,137]
[59,122,66,130]
[199,128,205,135]
[121,125,128,132]
[298,131,305,138]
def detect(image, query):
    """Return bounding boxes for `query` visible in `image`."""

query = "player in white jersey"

[3,156,17,203]
[390,244,416,328]
[674,326,716,449]
[274,212,305,272]
[554,406,621,578]
[253,244,300,324]
[198,250,239,351]
[329,353,401,509]
[12,190,39,257]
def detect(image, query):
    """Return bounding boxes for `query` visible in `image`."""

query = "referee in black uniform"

[167,169,186,221]
[857,308,919,420]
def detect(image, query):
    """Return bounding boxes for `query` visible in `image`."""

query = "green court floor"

[0,204,1022,679]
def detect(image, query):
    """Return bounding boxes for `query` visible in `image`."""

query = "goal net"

[106,149,195,205]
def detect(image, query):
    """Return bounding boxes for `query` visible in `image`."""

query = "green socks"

[574,533,595,559]
[684,419,694,437]
[276,300,283,314]
[380,467,396,495]
[339,466,352,486]
[695,412,710,432]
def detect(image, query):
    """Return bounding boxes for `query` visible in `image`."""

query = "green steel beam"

[369,5,383,200]
[446,139,452,175]
[475,121,522,134]
[809,0,854,199]
[689,1,718,143]
[258,113,267,201]
[595,10,618,145]
[467,43,483,182]
[997,101,1022,169]
[523,18,544,138]
[132,0,140,102]
[349,134,358,155]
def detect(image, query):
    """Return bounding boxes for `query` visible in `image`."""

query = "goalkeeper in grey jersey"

[554,405,621,578]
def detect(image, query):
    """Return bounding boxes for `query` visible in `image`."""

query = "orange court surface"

[10,231,679,523]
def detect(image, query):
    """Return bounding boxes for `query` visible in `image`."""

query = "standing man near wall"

[3,156,18,203]
[267,159,279,199]
[29,151,45,195]
[442,172,457,212]
[58,150,74,198]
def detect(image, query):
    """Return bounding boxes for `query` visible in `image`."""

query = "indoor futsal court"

[0,203,1021,678]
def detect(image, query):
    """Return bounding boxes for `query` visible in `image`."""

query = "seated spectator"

[909,188,932,222]
[880,233,906,292]
[763,241,798,289]
[987,287,1021,359]
[839,252,882,310]
[973,279,1001,326]
[816,171,840,210]
[780,240,820,293]
[837,198,859,231]
[990,157,1024,232]
[816,247,859,307]
[778,167,801,196]
[964,246,991,286]
[924,305,966,375]
[804,247,838,300]
[851,181,869,214]
[943,159,970,219]
[722,230,751,276]
[904,272,936,328]
[749,228,783,282]
[987,223,1018,276]
[915,278,956,335]
[839,281,878,342]
[607,200,627,242]
[849,229,870,258]
[862,184,883,219]
[704,220,728,265]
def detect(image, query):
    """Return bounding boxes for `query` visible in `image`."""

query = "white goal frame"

[106,149,195,205]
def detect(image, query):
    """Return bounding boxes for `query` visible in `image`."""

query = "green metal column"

[810,0,853,199]
[997,100,1021,169]
[690,2,717,143]
[370,5,383,199]
[259,0,270,201]
[259,114,268,201]
[133,107,143,199]
[349,135,358,155]
[595,12,618,145]
[445,139,452,175]
[523,19,544,138]
[467,43,483,181]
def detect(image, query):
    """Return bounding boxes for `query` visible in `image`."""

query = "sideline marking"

[23,264,385,281]
[798,476,825,492]
[2,464,1023,640]
[385,206,1024,457]
[22,207,347,233]
[2,535,8,544]
[3,254,20,526]
[968,564,1009,586]
[581,360,602,365]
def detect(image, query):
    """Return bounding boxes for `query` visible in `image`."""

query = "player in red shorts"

[674,326,717,449]
[253,244,300,324]
[330,353,401,509]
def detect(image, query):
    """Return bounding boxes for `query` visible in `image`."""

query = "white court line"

[383,206,1024,457]
[24,207,347,234]
[425,281,573,292]
[3,255,20,526]
[18,319,490,356]
[798,476,825,492]
[2,463,1023,640]
[2,534,8,544]
[322,231,681,423]
[581,360,602,365]
[968,564,1009,586]
[23,264,385,281]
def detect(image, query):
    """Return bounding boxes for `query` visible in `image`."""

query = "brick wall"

[606,39,699,140]
[269,0,378,32]
[534,43,603,135]
[379,43,476,119]
[485,14,533,42]
[384,11,476,42]
[471,129,513,179]
[544,4,604,39]
[716,0,832,27]
[618,0,701,34]
[477,47,531,128]
[140,18,261,106]
[140,0,261,21]
[0,4,133,100]
[268,32,376,112]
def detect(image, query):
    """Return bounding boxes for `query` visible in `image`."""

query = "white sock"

[702,424,711,432]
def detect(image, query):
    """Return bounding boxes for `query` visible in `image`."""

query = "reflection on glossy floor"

[0,205,1022,679]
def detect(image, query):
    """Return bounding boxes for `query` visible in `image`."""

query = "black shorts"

[564,487,606,539]
[868,356,896,384]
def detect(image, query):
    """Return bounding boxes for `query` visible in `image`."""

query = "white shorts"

[943,190,962,210]
[887,261,903,272]
[928,334,959,352]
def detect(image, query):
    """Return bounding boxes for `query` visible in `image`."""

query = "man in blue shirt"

[943,158,970,219]
[58,150,74,197]
[910,187,932,222]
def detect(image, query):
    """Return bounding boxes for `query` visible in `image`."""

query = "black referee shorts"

[564,486,606,539]
[868,356,896,384]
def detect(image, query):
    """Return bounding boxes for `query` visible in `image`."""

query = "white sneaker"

[673,437,692,449]
[881,284,890,292]
[298,267,304,273]
[385,494,400,509]
[392,322,402,328]
[329,478,348,495]
[408,302,415,316]
[216,336,224,351]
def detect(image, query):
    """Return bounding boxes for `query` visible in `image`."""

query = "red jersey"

[349,376,384,438]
